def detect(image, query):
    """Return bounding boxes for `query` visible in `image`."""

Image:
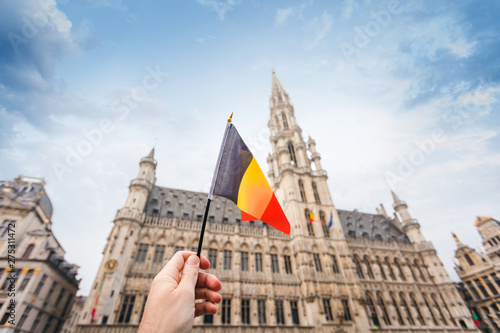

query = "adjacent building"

[76,73,477,332]
[0,176,79,332]
[454,216,500,332]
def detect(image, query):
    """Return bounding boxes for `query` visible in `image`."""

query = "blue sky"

[1,0,499,295]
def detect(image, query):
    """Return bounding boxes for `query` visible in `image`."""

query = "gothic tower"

[266,72,369,330]
[78,149,156,325]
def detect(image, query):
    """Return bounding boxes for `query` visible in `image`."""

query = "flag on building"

[309,212,320,223]
[327,212,333,231]
[210,120,290,234]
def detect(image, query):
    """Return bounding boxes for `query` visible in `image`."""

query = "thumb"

[180,255,200,289]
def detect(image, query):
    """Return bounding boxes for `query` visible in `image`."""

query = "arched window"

[365,292,380,328]
[305,209,314,236]
[377,257,386,280]
[394,259,406,281]
[377,292,391,325]
[22,244,35,259]
[282,113,289,129]
[400,293,415,326]
[319,211,328,237]
[275,116,280,130]
[414,260,427,282]
[423,294,438,325]
[364,256,375,280]
[439,293,456,326]
[385,257,396,281]
[407,259,418,281]
[431,294,447,325]
[459,319,467,328]
[312,182,321,204]
[465,253,474,266]
[353,255,364,279]
[483,307,500,331]
[288,142,297,165]
[298,180,306,202]
[390,292,405,325]
[410,293,425,325]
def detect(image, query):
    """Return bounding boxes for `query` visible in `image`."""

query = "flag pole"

[196,113,234,258]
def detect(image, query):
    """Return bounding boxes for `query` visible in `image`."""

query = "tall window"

[1,269,19,290]
[475,278,489,297]
[331,255,340,274]
[222,299,231,324]
[385,258,396,280]
[241,299,250,324]
[22,244,35,259]
[323,299,333,321]
[208,249,217,269]
[118,296,135,323]
[257,300,266,324]
[204,300,213,324]
[431,294,447,325]
[423,294,438,325]
[241,251,249,271]
[135,244,149,263]
[407,259,417,281]
[305,209,314,236]
[284,255,292,274]
[291,301,300,324]
[282,113,289,129]
[34,274,47,296]
[484,275,498,295]
[288,142,297,165]
[19,269,34,291]
[275,116,280,130]
[414,260,426,282]
[271,254,279,273]
[465,254,474,266]
[466,281,481,299]
[54,288,65,307]
[390,293,404,325]
[342,299,352,321]
[366,293,380,328]
[31,311,43,331]
[364,256,375,280]
[153,245,165,265]
[377,257,386,280]
[17,306,31,330]
[353,255,364,279]
[275,300,284,325]
[298,180,306,202]
[377,292,391,325]
[320,211,328,237]
[255,253,263,272]
[400,293,415,325]
[313,253,323,272]
[394,259,406,281]
[224,250,232,270]
[312,182,321,204]
[0,220,14,238]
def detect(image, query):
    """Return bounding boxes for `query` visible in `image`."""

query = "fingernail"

[186,255,200,266]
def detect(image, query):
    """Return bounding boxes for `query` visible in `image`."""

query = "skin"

[138,251,222,333]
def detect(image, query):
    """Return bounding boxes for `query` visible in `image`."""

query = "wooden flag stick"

[196,198,212,257]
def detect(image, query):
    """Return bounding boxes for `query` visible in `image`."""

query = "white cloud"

[303,11,334,49]
[341,0,358,21]
[196,0,242,21]
[276,7,295,26]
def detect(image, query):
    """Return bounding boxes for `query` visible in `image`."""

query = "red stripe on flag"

[260,193,290,234]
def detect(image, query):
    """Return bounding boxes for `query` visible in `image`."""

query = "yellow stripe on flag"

[237,157,273,219]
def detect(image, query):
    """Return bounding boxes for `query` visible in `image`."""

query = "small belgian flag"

[209,115,290,235]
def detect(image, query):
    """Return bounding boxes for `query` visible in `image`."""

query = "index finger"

[156,251,210,284]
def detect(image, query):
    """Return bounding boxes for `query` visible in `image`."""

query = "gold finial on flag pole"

[228,112,234,122]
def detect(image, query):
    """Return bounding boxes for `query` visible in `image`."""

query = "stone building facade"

[0,176,79,332]
[76,73,477,333]
[454,216,500,332]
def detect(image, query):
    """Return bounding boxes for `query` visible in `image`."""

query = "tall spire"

[272,71,284,94]
[147,147,155,159]
[391,190,401,203]
[452,232,464,247]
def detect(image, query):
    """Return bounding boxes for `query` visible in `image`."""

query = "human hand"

[138,251,222,333]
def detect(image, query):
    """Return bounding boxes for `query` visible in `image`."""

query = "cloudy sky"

[1,0,499,295]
